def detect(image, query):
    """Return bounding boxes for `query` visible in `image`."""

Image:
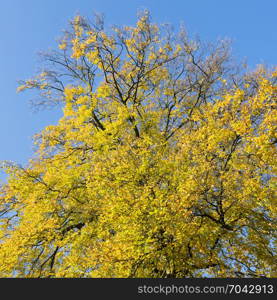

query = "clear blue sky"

[0,0,276,182]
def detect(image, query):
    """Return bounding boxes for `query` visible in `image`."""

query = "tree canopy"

[0,11,276,278]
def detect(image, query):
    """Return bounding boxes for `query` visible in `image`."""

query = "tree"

[0,11,276,278]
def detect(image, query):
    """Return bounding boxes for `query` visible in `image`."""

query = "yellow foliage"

[2,11,276,278]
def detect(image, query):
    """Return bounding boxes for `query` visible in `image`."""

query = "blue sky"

[0,0,276,182]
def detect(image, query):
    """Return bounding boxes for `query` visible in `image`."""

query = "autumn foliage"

[0,11,276,277]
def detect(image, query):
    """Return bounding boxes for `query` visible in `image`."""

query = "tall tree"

[0,11,276,277]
